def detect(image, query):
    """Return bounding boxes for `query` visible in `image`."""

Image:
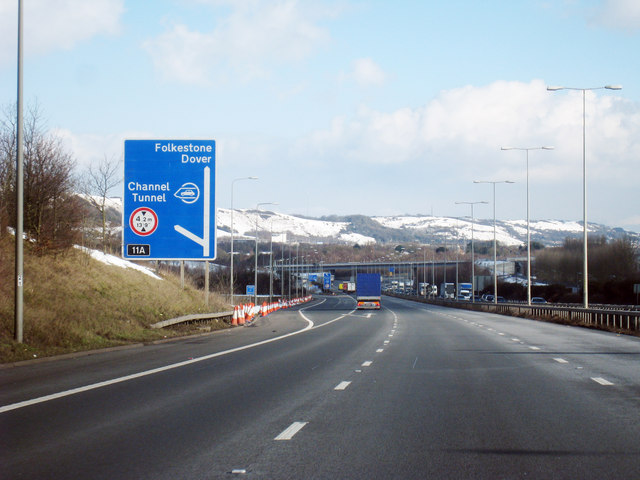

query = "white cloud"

[299,79,639,186]
[341,58,388,87]
[0,0,124,65]
[144,1,332,85]
[591,0,640,32]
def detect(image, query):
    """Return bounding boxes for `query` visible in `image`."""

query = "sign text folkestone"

[123,139,216,260]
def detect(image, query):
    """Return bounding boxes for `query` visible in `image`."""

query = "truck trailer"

[457,282,472,300]
[440,282,455,299]
[356,273,382,310]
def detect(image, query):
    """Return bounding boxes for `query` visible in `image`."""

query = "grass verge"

[0,236,231,363]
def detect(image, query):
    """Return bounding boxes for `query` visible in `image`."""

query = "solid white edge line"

[274,421,308,440]
[2,300,329,414]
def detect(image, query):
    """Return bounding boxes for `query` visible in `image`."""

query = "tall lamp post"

[547,84,621,309]
[474,180,514,304]
[230,176,257,302]
[501,146,553,305]
[254,202,278,305]
[455,201,488,303]
[14,0,24,343]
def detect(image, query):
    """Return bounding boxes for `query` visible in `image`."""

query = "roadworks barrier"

[235,296,313,325]
[151,296,313,329]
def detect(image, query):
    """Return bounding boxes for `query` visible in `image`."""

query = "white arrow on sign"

[174,166,210,256]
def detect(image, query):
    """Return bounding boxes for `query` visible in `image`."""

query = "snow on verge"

[75,246,162,280]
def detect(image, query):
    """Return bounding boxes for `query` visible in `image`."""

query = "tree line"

[1,104,120,254]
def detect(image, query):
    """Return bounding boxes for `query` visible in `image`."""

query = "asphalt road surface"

[2,294,639,479]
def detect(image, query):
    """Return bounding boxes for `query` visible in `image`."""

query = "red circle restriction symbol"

[129,207,158,236]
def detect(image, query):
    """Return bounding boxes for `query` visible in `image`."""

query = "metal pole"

[230,176,257,303]
[471,205,475,302]
[526,149,531,305]
[254,213,258,305]
[474,181,513,303]
[455,236,459,296]
[204,261,209,306]
[443,238,447,298]
[493,182,497,304]
[14,0,24,343]
[501,147,552,305]
[253,202,276,304]
[230,189,234,300]
[269,225,273,303]
[582,89,588,309]
[288,243,292,299]
[423,249,426,299]
[431,243,435,297]
[547,84,622,307]
[455,201,487,303]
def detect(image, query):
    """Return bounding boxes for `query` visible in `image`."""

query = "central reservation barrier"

[388,294,640,334]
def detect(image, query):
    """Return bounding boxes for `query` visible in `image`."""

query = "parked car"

[531,297,547,304]
[496,296,506,303]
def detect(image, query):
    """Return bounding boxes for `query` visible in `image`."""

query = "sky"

[1,0,639,233]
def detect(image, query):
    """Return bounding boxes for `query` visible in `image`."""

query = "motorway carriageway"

[1,294,640,479]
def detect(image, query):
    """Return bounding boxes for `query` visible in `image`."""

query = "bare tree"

[0,104,17,236]
[81,154,122,253]
[0,102,83,251]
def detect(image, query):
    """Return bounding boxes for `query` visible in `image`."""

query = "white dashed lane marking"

[274,422,308,440]
[334,381,351,391]
[591,377,614,386]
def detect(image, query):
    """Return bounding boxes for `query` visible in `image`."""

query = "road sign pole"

[205,261,209,307]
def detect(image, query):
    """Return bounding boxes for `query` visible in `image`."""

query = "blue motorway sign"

[123,139,216,260]
[323,272,332,289]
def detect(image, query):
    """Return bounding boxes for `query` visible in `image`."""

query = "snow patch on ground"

[75,246,162,280]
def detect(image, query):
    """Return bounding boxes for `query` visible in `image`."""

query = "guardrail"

[150,296,313,329]
[388,294,640,334]
[150,311,233,329]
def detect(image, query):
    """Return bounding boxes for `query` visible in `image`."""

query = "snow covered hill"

[105,197,638,247]
[216,208,638,247]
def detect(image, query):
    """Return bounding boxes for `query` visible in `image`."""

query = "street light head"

[501,146,514,151]
[542,146,555,150]
[505,180,515,184]
[605,85,622,90]
[547,86,564,91]
[248,176,258,180]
